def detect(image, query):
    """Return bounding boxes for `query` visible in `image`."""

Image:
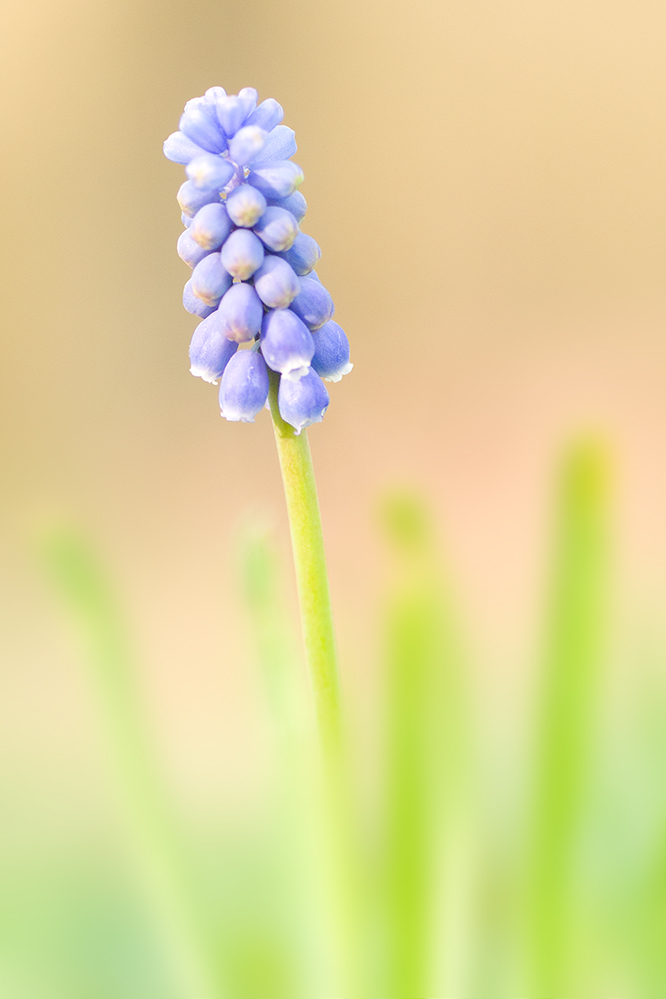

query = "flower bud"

[289,275,334,330]
[179,102,227,154]
[186,154,235,192]
[246,98,284,132]
[177,180,220,217]
[311,320,353,382]
[228,125,267,167]
[219,350,270,422]
[225,184,267,228]
[215,96,248,138]
[205,86,227,102]
[238,88,259,117]
[260,308,314,380]
[268,190,307,223]
[217,283,263,343]
[181,212,193,228]
[277,232,321,275]
[189,312,239,383]
[191,252,233,305]
[253,206,299,252]
[278,367,329,434]
[183,279,216,318]
[251,125,297,166]
[177,228,212,268]
[189,203,233,250]
[248,161,304,199]
[253,256,300,309]
[220,229,264,280]
[164,130,209,164]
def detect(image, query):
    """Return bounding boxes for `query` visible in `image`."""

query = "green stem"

[267,373,342,758]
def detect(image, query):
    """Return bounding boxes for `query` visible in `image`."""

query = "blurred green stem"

[267,373,342,759]
[39,528,219,998]
[268,375,363,993]
[526,442,610,995]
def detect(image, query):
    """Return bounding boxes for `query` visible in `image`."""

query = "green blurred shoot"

[525,441,611,995]
[231,513,314,998]
[37,525,221,998]
[378,491,467,997]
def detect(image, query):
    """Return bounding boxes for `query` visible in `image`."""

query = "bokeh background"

[1,0,665,994]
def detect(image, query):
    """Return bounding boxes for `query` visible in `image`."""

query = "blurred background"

[1,0,665,994]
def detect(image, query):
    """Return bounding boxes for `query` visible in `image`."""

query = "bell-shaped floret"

[177,180,220,218]
[183,279,216,318]
[177,229,212,269]
[278,367,329,434]
[251,125,297,166]
[289,275,334,330]
[253,206,299,252]
[260,308,314,380]
[191,252,232,306]
[179,100,227,154]
[216,283,263,343]
[225,184,267,228]
[246,98,284,132]
[248,161,304,200]
[228,126,267,167]
[189,312,239,383]
[267,190,307,223]
[181,212,192,228]
[189,203,233,250]
[277,232,321,275]
[164,130,209,164]
[220,229,264,280]
[311,320,352,382]
[253,256,300,309]
[219,349,270,423]
[186,154,235,192]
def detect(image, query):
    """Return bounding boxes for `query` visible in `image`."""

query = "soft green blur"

[3,443,659,995]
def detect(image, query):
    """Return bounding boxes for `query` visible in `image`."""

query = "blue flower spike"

[164,87,351,431]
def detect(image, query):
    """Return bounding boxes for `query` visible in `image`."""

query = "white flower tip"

[324,361,353,383]
[190,365,218,384]
[282,363,310,382]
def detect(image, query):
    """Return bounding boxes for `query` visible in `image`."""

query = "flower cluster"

[164,87,352,433]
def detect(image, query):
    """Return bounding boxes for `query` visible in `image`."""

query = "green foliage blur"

[4,442,665,997]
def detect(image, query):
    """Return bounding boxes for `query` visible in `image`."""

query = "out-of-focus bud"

[246,98,284,132]
[186,154,235,191]
[248,161,304,199]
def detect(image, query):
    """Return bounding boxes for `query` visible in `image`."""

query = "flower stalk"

[267,371,342,758]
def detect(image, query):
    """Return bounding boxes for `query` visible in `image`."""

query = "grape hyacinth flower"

[165,93,349,871]
[164,86,351,434]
